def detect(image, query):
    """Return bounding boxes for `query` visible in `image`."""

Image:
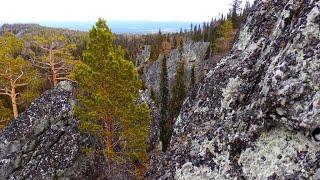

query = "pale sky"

[0,0,254,23]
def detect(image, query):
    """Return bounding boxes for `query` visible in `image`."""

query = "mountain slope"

[160,0,320,179]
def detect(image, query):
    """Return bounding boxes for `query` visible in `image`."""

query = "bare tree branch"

[15,83,28,87]
[31,59,51,67]
[13,70,24,85]
[56,72,70,76]
[31,63,51,71]
[31,41,50,52]
[0,88,12,97]
[52,60,65,66]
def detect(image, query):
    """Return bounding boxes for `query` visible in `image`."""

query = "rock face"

[137,90,162,151]
[0,81,107,179]
[161,0,320,179]
[138,41,210,96]
[137,90,166,179]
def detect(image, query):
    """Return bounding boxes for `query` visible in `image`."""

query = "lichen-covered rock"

[160,0,320,179]
[0,81,107,180]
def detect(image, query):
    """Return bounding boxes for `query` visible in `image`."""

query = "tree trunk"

[105,115,112,152]
[104,115,112,172]
[11,87,18,119]
[49,48,58,87]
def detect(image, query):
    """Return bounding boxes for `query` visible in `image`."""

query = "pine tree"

[159,55,169,151]
[30,33,76,87]
[73,19,151,167]
[0,32,38,119]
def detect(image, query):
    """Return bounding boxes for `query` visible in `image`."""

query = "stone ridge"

[161,0,320,179]
[0,81,107,179]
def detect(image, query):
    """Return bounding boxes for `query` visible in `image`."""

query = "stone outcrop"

[137,41,210,97]
[160,0,320,179]
[0,81,107,179]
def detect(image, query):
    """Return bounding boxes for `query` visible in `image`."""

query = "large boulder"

[0,81,107,179]
[161,0,320,179]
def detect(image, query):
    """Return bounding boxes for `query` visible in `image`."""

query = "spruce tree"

[171,59,186,119]
[231,0,243,29]
[160,55,169,151]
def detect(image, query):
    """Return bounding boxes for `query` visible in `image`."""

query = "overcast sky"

[0,0,254,23]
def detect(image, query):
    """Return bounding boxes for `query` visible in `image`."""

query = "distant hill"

[0,21,197,34]
[0,23,86,37]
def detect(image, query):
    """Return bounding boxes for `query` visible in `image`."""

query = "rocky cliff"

[159,0,320,179]
[0,81,107,179]
[137,41,210,96]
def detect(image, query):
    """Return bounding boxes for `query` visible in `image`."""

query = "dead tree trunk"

[10,86,18,119]
[49,47,58,87]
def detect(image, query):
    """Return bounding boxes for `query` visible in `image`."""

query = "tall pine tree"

[73,19,151,168]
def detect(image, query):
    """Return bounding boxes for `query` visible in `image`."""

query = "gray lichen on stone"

[221,76,242,111]
[239,127,320,179]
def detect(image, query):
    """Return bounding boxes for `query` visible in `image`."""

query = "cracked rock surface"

[160,0,320,179]
[0,81,107,180]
